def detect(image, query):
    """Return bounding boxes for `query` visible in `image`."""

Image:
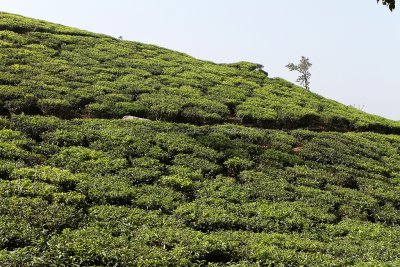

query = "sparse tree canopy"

[378,0,395,11]
[286,56,312,90]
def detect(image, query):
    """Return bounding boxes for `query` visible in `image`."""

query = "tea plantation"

[0,12,400,266]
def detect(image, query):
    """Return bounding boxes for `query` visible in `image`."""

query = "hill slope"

[0,12,400,266]
[0,12,399,132]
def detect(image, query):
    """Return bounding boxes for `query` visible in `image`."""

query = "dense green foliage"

[0,115,399,266]
[1,12,400,266]
[0,12,399,133]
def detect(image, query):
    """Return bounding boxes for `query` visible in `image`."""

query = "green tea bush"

[173,154,221,178]
[10,114,63,140]
[160,175,195,193]
[49,146,127,175]
[37,98,73,118]
[133,185,185,213]
[10,165,78,190]
[223,157,254,177]
[76,175,134,205]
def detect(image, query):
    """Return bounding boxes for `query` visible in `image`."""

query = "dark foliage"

[378,0,395,11]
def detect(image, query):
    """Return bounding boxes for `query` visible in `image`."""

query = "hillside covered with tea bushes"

[1,12,400,266]
[1,12,400,132]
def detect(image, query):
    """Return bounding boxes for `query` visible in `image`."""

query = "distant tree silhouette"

[378,0,395,11]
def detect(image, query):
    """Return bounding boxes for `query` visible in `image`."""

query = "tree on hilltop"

[286,56,312,90]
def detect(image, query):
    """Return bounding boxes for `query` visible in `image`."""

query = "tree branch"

[378,0,395,11]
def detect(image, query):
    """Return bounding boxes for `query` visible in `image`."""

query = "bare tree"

[286,56,312,90]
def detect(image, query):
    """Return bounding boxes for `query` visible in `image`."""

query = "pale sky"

[1,0,399,120]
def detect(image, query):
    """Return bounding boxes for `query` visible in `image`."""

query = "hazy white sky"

[1,0,399,120]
